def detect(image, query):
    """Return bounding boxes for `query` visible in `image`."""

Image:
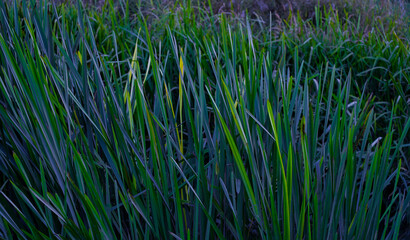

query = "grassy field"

[0,0,409,239]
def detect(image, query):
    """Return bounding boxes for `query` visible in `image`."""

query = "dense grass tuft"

[0,0,409,239]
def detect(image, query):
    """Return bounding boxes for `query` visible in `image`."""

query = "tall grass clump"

[0,0,409,239]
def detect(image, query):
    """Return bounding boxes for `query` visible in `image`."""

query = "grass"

[0,0,409,239]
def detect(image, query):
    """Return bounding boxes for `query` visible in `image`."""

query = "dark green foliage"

[0,0,409,239]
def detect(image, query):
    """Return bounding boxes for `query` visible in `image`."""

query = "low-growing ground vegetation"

[0,0,409,239]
